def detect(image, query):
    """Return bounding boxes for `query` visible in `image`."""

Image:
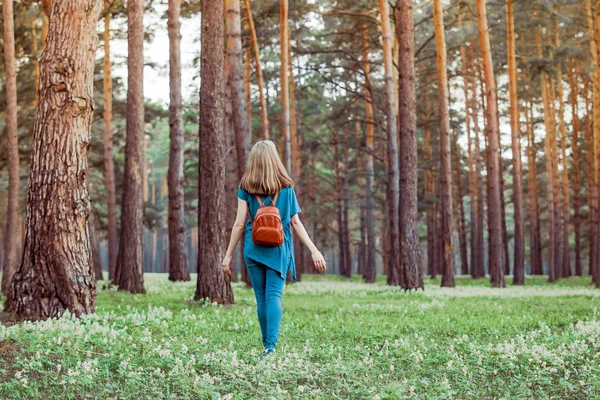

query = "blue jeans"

[245,258,285,349]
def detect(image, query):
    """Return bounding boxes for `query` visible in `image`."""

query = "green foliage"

[1,274,599,399]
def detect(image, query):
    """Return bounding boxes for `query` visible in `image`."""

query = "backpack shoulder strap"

[255,195,265,207]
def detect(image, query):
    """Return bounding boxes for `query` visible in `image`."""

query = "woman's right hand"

[311,250,327,272]
[221,255,232,276]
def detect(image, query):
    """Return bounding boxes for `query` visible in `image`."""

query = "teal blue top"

[238,186,302,282]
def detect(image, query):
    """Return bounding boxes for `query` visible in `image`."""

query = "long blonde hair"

[240,140,294,194]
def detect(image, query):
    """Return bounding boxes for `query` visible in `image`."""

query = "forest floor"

[1,273,600,399]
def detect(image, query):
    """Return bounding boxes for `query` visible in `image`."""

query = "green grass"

[1,274,600,399]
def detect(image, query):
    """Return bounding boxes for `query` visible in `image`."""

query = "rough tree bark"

[116,0,146,293]
[1,0,20,295]
[243,0,269,139]
[396,1,423,290]
[433,0,454,288]
[506,0,524,284]
[476,0,505,287]
[4,0,102,320]
[378,0,400,286]
[195,0,234,304]
[167,0,190,282]
[361,26,377,284]
[102,0,118,282]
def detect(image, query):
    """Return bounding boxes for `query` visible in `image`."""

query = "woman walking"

[221,140,327,359]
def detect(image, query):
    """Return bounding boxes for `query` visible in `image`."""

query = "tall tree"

[4,0,102,320]
[102,0,118,282]
[361,26,377,284]
[280,0,292,172]
[396,0,423,290]
[195,0,234,304]
[506,0,524,285]
[476,0,505,287]
[433,0,454,288]
[569,60,582,276]
[452,134,469,275]
[243,0,269,139]
[1,0,19,294]
[525,102,543,275]
[378,0,400,286]
[116,0,146,293]
[594,0,600,286]
[167,0,190,282]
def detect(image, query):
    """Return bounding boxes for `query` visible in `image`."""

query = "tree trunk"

[396,1,423,289]
[289,40,300,179]
[525,102,543,276]
[280,0,292,173]
[356,120,367,277]
[556,56,571,278]
[378,0,400,286]
[476,0,505,287]
[361,26,377,284]
[4,0,101,320]
[342,128,352,278]
[31,19,40,101]
[116,0,146,293]
[243,0,269,139]
[506,0,524,284]
[470,48,485,279]
[102,0,118,282]
[584,74,594,276]
[88,199,103,281]
[433,0,454,288]
[167,0,190,282]
[452,135,469,275]
[195,0,234,304]
[41,0,51,46]
[569,61,582,277]
[594,0,600,286]
[1,0,20,295]
[425,127,436,278]
[537,28,558,283]
[586,0,598,281]
[333,132,345,276]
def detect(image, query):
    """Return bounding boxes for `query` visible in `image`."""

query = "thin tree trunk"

[1,0,20,295]
[244,46,252,132]
[525,102,543,276]
[88,187,103,281]
[476,0,505,287]
[569,61,582,276]
[506,0,524,284]
[102,0,118,282]
[243,0,269,139]
[116,0,146,293]
[31,19,40,101]
[4,0,101,320]
[594,0,600,286]
[342,128,352,278]
[425,126,436,278]
[167,0,190,282]
[586,0,599,281]
[396,1,423,290]
[453,134,469,275]
[458,2,477,278]
[356,120,367,277]
[584,74,595,277]
[556,54,571,278]
[195,0,234,304]
[379,0,400,286]
[433,0,454,288]
[334,132,345,276]
[361,26,377,284]
[470,48,485,279]
[41,0,51,46]
[280,0,292,173]
[289,40,300,179]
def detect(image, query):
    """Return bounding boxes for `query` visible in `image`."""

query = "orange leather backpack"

[250,192,284,246]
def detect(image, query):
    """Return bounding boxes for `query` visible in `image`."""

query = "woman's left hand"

[221,255,232,276]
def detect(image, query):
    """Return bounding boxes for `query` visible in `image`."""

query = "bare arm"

[221,198,249,276]
[291,214,327,272]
